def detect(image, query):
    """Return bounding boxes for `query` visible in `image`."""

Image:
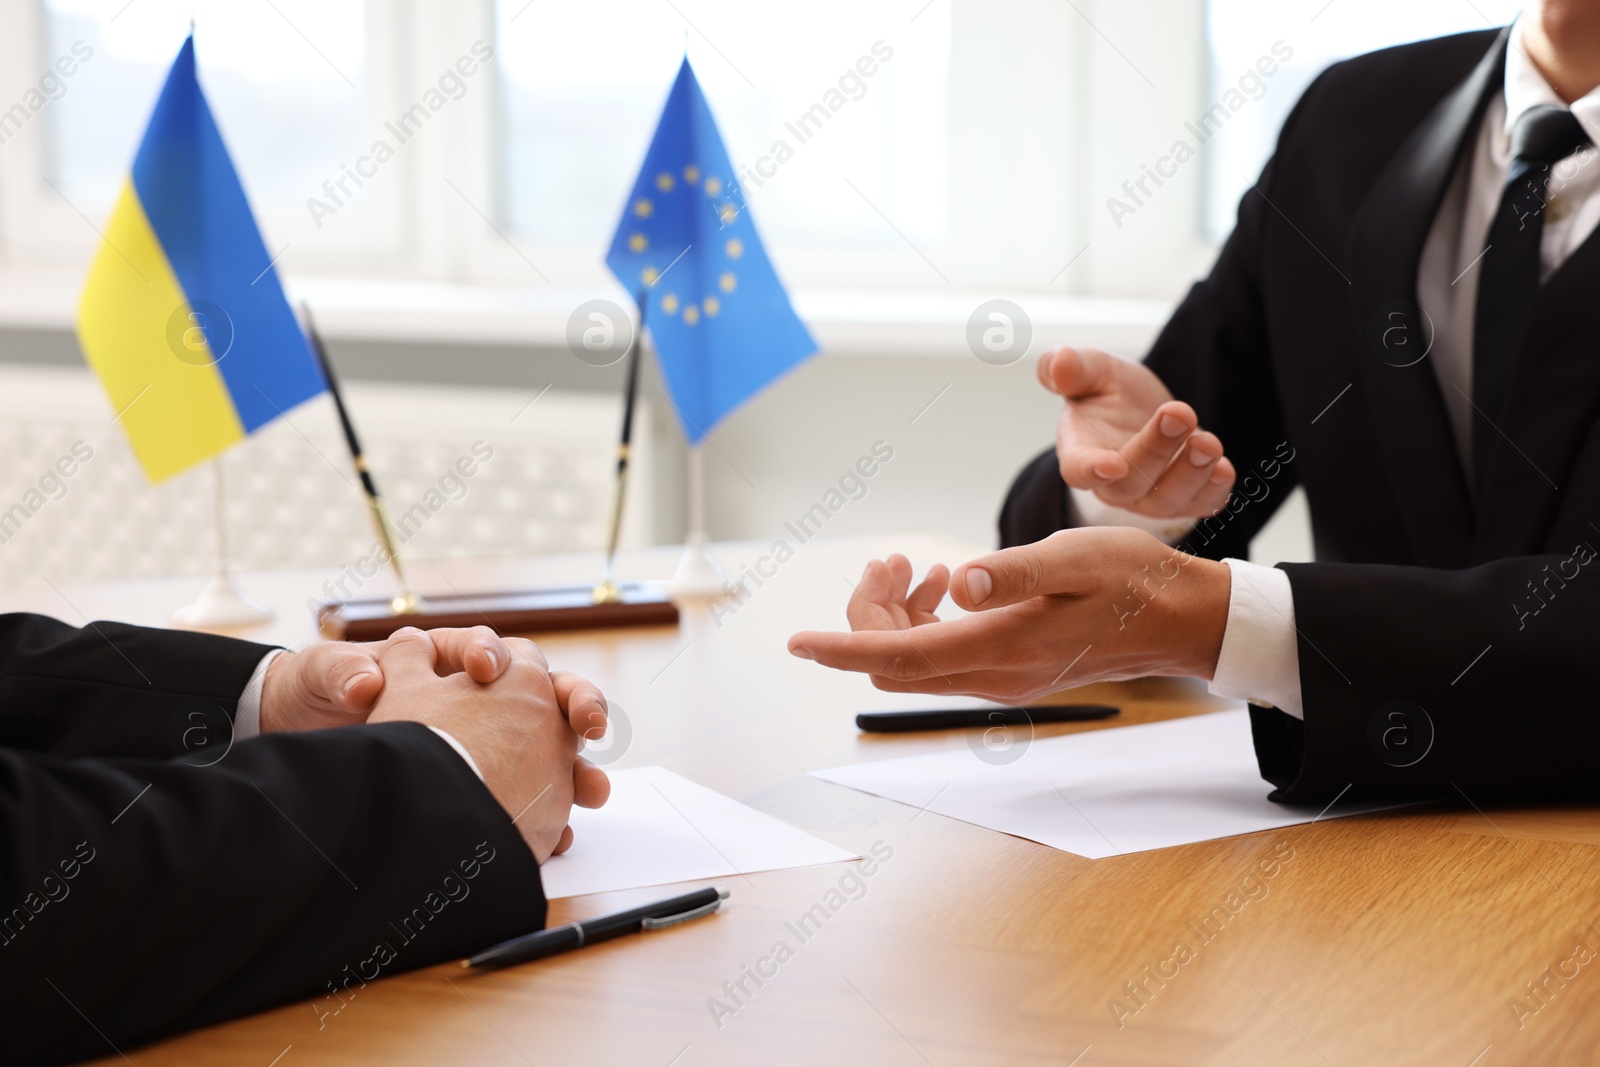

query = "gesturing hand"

[847,555,949,632]
[365,629,611,863]
[1042,345,1236,519]
[789,529,1233,703]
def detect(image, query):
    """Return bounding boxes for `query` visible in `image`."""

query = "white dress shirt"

[1080,21,1600,718]
[235,648,485,779]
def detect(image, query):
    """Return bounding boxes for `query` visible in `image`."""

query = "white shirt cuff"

[1208,558,1304,719]
[233,648,284,741]
[1069,487,1196,544]
[427,727,485,781]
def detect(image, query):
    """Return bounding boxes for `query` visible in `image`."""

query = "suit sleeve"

[1249,549,1600,804]
[2,721,545,1067]
[0,612,276,761]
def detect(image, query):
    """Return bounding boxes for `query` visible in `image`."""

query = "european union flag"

[606,59,817,444]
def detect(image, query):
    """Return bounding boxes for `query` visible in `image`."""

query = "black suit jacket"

[0,613,544,1066]
[1002,29,1600,805]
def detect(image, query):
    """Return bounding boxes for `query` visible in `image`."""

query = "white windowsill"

[0,267,1173,359]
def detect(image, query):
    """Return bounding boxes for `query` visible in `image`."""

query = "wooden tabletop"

[18,533,1597,1067]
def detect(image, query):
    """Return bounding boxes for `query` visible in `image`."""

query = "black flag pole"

[593,297,646,604]
[310,291,674,642]
[302,303,422,616]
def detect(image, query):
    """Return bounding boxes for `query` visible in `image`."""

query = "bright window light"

[495,0,951,252]
[42,0,365,213]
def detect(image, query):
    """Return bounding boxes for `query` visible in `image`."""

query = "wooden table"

[14,533,1595,1066]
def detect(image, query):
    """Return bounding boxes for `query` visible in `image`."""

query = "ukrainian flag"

[77,36,325,483]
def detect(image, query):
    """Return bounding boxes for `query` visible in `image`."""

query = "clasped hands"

[790,346,1239,699]
[260,626,608,862]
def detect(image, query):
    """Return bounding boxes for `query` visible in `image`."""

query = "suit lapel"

[1473,226,1600,557]
[1345,31,1507,569]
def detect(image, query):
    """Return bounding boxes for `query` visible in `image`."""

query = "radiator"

[0,365,653,588]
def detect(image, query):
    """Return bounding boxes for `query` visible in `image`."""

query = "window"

[486,0,1080,291]
[1,1,1094,298]
[496,0,951,252]
[43,0,366,214]
[15,2,1535,312]
[1203,0,1523,238]
[0,0,403,276]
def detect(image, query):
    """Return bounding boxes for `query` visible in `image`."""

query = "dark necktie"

[1471,105,1592,489]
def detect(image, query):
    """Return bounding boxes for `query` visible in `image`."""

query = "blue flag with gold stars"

[606,59,817,444]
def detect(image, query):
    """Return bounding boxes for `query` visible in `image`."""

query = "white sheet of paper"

[811,708,1400,859]
[539,766,858,898]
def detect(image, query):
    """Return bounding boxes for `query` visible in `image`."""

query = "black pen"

[855,705,1120,733]
[462,886,730,971]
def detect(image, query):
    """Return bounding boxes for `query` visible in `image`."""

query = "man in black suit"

[1,615,610,1065]
[791,3,1600,805]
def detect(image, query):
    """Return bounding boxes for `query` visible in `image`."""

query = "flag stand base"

[666,531,727,597]
[172,570,274,629]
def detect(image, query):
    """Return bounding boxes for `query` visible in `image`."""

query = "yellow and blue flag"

[606,59,817,444]
[77,36,325,483]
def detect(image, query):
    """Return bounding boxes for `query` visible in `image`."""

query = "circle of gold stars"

[628,165,746,312]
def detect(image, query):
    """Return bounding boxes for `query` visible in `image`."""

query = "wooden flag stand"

[311,303,678,642]
[172,458,274,629]
[319,584,677,642]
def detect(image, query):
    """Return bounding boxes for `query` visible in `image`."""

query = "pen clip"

[640,889,730,930]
